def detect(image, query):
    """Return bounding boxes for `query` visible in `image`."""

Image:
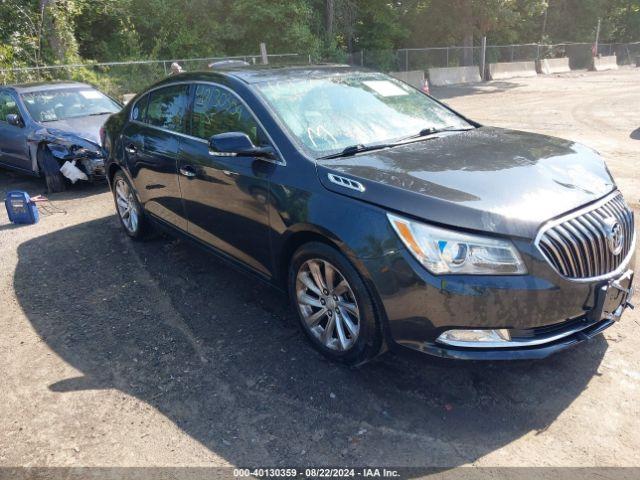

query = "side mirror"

[209,132,275,160]
[6,114,23,127]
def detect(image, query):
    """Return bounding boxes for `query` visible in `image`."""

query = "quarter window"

[191,84,260,144]
[0,92,20,123]
[131,94,149,122]
[146,85,189,133]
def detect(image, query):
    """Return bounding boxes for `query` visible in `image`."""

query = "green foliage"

[222,0,320,57]
[1,0,639,90]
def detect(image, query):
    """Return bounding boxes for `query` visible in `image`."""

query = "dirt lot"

[1,68,639,471]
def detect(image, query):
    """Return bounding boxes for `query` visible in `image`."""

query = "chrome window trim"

[128,80,285,166]
[534,190,636,283]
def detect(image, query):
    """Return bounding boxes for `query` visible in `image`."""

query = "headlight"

[387,213,527,275]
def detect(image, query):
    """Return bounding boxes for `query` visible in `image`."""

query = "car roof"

[8,81,92,94]
[168,64,368,85]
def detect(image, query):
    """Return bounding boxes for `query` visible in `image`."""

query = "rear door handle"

[179,165,197,178]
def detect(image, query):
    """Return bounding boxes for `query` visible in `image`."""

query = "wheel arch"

[107,162,122,187]
[277,228,339,288]
[33,141,57,175]
[278,225,391,355]
[108,163,142,204]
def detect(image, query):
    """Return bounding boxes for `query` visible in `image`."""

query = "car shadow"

[0,169,108,201]
[631,128,640,140]
[14,217,608,468]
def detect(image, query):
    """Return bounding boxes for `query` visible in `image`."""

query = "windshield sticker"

[362,81,409,97]
[79,90,102,99]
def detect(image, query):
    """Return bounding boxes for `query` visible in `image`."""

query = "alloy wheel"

[114,178,139,234]
[295,259,360,351]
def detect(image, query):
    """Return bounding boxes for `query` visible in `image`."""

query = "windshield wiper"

[319,143,395,160]
[395,125,475,143]
[87,111,114,116]
[318,126,476,160]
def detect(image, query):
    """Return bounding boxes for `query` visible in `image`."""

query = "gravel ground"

[0,68,639,471]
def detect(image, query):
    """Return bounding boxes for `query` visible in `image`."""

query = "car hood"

[317,127,615,239]
[40,113,111,145]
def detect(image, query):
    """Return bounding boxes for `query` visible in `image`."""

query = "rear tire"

[288,242,383,365]
[112,170,149,240]
[37,145,66,193]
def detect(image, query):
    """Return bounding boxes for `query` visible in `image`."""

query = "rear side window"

[146,85,190,133]
[131,94,148,122]
[0,92,20,122]
[191,84,260,144]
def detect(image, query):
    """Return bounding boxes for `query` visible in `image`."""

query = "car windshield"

[254,71,472,158]
[20,87,120,123]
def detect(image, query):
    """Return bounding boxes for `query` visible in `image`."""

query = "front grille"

[536,192,635,279]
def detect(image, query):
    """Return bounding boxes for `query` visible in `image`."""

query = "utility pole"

[480,36,487,81]
[593,18,601,57]
[540,2,548,41]
[260,43,268,65]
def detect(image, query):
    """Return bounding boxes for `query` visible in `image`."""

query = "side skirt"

[146,212,286,295]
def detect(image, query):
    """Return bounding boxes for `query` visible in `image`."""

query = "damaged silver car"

[0,82,121,192]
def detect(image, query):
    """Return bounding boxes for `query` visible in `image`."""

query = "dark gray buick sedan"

[102,65,636,364]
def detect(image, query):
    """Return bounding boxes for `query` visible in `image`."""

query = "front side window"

[190,84,259,144]
[0,92,21,122]
[146,85,190,133]
[20,87,120,123]
[254,72,471,157]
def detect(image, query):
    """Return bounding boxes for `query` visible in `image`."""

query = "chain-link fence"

[349,42,640,72]
[0,53,310,98]
[2,42,638,97]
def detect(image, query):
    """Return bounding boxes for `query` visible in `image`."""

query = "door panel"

[179,139,273,275]
[178,83,274,276]
[0,91,30,170]
[125,86,190,230]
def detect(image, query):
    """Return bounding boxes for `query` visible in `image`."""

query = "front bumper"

[408,318,615,360]
[363,239,636,360]
[79,157,106,181]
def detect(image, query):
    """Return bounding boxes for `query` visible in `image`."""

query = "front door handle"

[179,165,197,178]
[125,144,138,155]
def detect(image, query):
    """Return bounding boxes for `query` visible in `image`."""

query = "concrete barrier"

[388,70,425,89]
[537,57,571,75]
[488,61,537,80]
[591,55,618,71]
[428,66,481,86]
[121,93,136,104]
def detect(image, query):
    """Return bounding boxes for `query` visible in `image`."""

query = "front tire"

[288,242,383,365]
[112,170,148,240]
[37,145,66,193]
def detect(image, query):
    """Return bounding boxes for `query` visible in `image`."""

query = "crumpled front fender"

[27,127,105,178]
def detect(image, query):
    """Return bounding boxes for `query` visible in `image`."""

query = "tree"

[40,0,82,63]
[0,0,43,68]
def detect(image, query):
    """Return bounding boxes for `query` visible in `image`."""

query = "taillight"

[99,126,106,146]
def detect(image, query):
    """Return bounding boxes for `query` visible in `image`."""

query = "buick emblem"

[603,217,624,255]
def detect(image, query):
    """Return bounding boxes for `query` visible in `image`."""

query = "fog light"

[437,328,511,347]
